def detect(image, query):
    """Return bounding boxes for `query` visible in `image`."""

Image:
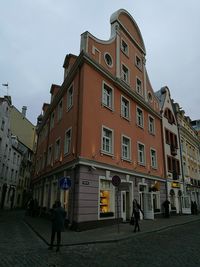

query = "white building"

[0,96,22,209]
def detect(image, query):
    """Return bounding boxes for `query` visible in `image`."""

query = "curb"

[24,217,200,247]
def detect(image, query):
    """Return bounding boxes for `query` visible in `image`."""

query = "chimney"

[22,106,27,117]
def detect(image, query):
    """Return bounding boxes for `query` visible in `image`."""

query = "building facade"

[156,87,185,214]
[0,96,22,209]
[173,105,200,209]
[33,9,166,230]
[0,96,36,209]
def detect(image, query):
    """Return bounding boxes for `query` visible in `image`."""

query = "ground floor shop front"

[33,162,167,230]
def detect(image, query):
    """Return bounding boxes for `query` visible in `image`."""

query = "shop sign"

[82,180,90,186]
[112,175,121,187]
[171,182,180,188]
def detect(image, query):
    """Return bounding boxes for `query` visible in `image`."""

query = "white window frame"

[121,95,130,120]
[101,126,114,156]
[136,106,144,128]
[150,148,157,169]
[121,63,130,84]
[136,77,143,96]
[137,142,145,165]
[148,115,155,135]
[64,127,72,155]
[121,38,129,56]
[121,135,131,161]
[67,83,73,111]
[55,138,61,161]
[102,81,114,110]
[135,55,142,70]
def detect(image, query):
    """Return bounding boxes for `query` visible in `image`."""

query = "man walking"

[48,200,66,252]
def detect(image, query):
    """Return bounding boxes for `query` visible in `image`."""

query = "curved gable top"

[110,9,146,54]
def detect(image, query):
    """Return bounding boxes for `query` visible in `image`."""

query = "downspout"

[71,65,82,228]
[160,111,168,201]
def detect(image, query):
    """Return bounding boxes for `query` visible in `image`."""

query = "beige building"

[9,105,36,207]
[173,103,200,208]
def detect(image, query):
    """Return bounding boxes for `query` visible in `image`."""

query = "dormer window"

[121,39,129,56]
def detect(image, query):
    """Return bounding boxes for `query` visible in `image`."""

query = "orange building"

[33,9,165,230]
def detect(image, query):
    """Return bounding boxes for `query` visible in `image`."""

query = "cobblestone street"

[1,210,200,267]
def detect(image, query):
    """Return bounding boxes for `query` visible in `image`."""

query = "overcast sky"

[1,0,199,124]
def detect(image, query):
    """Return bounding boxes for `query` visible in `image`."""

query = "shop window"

[99,180,114,218]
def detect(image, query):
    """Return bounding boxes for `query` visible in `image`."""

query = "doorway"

[121,191,130,221]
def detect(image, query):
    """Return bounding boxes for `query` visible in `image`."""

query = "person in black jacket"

[48,200,66,252]
[132,199,144,232]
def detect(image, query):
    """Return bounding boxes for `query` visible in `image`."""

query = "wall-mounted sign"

[112,175,121,187]
[82,180,90,186]
[59,176,71,190]
[171,182,180,188]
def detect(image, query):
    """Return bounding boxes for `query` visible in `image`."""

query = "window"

[67,84,73,110]
[102,127,113,155]
[50,112,55,130]
[138,143,145,165]
[136,107,144,128]
[121,64,129,84]
[164,108,175,124]
[148,116,155,134]
[167,156,180,175]
[47,145,52,165]
[135,55,142,70]
[104,53,113,67]
[121,39,129,55]
[121,96,130,120]
[55,138,61,160]
[122,135,131,161]
[102,82,113,109]
[150,149,157,169]
[99,179,114,218]
[64,128,72,155]
[57,100,63,121]
[136,78,143,95]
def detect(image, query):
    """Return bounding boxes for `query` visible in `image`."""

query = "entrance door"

[121,191,126,221]
[142,192,154,219]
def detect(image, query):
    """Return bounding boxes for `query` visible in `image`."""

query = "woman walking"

[132,199,144,232]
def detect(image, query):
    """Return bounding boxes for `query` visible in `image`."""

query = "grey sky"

[0,0,199,124]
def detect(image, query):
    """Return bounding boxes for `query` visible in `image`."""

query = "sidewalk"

[24,213,200,247]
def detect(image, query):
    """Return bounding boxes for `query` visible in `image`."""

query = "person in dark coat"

[163,199,170,218]
[132,199,144,232]
[191,201,195,215]
[48,200,66,252]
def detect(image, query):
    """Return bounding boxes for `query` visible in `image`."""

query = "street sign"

[59,176,71,190]
[112,175,121,187]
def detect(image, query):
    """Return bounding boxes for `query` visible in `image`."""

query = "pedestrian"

[132,199,143,232]
[191,201,195,215]
[163,199,170,218]
[48,200,66,252]
[193,201,198,215]
[10,193,14,210]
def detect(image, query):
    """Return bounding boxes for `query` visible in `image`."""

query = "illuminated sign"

[171,182,180,188]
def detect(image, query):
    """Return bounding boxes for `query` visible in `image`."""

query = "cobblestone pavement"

[1,210,200,267]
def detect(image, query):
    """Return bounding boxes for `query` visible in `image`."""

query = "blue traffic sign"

[59,176,71,190]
